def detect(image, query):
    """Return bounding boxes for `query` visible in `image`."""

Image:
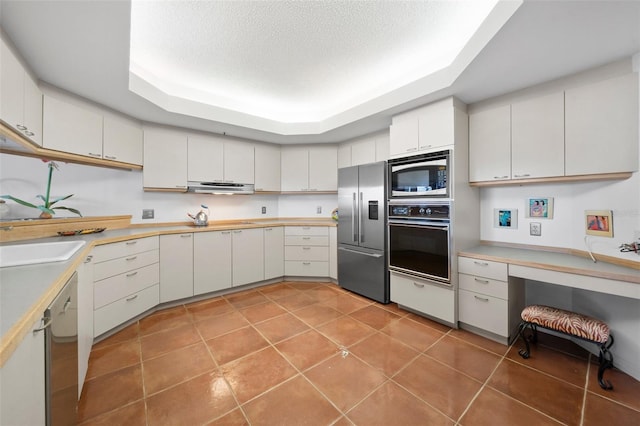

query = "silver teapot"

[188,204,209,226]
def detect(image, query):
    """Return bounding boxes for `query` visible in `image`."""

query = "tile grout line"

[579,354,592,426]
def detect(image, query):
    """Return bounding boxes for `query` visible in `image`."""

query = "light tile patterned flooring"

[78,281,640,425]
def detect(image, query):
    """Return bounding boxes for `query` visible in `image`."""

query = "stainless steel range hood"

[187,181,254,194]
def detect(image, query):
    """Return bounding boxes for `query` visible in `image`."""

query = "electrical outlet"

[530,222,541,236]
[261,206,266,214]
[316,206,322,214]
[142,209,154,219]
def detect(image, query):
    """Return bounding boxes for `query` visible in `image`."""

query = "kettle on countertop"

[188,204,209,226]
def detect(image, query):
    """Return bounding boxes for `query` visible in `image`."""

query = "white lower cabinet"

[0,318,46,426]
[329,227,337,280]
[232,228,265,286]
[390,272,455,325]
[92,237,160,337]
[457,256,524,343]
[264,227,284,280]
[194,231,232,295]
[284,226,329,277]
[77,255,94,398]
[160,233,194,302]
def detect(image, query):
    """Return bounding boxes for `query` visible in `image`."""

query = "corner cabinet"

[281,145,338,192]
[103,113,143,165]
[264,227,284,280]
[77,255,94,397]
[159,233,194,302]
[143,126,188,191]
[194,231,232,295]
[232,228,265,286]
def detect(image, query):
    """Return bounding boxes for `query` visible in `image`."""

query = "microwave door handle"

[359,192,364,243]
[352,192,358,243]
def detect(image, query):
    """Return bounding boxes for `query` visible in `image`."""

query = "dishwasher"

[39,272,78,425]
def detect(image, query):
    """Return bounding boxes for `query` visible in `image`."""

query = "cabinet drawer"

[389,273,454,324]
[458,273,508,299]
[284,236,329,246]
[284,246,329,261]
[92,236,159,263]
[94,263,160,309]
[458,289,508,337]
[94,284,159,337]
[93,249,159,281]
[284,226,329,236]
[284,261,329,276]
[458,257,507,281]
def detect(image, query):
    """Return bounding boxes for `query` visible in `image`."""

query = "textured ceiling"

[129,0,502,127]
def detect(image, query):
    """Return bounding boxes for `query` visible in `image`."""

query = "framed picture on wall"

[493,208,518,229]
[585,210,613,237]
[526,197,554,219]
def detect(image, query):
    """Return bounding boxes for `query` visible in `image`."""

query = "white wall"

[0,154,337,223]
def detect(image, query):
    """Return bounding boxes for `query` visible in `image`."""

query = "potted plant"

[0,160,82,218]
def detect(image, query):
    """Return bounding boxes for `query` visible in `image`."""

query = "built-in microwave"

[388,150,450,199]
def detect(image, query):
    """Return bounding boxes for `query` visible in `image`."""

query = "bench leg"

[597,335,614,390]
[517,322,537,359]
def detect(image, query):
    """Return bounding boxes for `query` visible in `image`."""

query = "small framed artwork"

[585,210,613,237]
[493,208,518,229]
[526,197,554,219]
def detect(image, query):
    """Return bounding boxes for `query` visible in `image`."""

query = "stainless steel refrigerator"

[337,161,389,303]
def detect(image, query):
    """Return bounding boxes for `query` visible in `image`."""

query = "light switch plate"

[530,222,541,236]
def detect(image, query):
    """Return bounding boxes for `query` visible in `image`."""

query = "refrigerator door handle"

[352,192,358,243]
[359,192,364,243]
[338,246,383,258]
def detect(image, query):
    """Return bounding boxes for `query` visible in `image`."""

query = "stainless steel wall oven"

[388,200,451,284]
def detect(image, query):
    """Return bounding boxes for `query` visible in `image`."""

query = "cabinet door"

[351,138,376,166]
[337,144,351,169]
[254,144,281,191]
[187,134,224,182]
[565,73,639,175]
[418,99,454,150]
[511,92,564,179]
[143,127,188,190]
[224,140,254,184]
[22,74,43,146]
[281,146,309,191]
[194,231,232,295]
[309,145,337,191]
[43,94,103,158]
[469,105,511,182]
[264,227,284,280]
[77,256,94,398]
[375,132,390,161]
[389,114,419,157]
[0,38,24,135]
[232,228,264,286]
[159,234,194,302]
[0,318,46,426]
[103,114,143,165]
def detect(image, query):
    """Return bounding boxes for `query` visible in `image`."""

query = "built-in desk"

[457,244,640,380]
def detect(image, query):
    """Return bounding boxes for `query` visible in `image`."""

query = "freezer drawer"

[338,246,388,303]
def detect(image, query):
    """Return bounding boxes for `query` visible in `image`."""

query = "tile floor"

[78,281,640,425]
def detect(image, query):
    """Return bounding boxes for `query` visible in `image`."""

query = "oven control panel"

[389,203,450,220]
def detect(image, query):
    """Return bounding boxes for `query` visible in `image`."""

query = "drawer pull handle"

[473,261,489,266]
[302,247,311,250]
[234,230,242,234]
[16,124,27,131]
[413,282,425,288]
[221,231,231,234]
[104,155,117,160]
[126,272,138,278]
[303,262,311,265]
[126,256,137,261]
[181,234,192,238]
[514,173,530,178]
[474,278,490,284]
[33,317,52,333]
[126,295,138,302]
[474,296,489,302]
[302,227,310,230]
[126,241,138,245]
[493,175,509,179]
[302,237,311,240]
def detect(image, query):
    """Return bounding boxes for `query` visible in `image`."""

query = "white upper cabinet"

[469,104,511,182]
[255,143,281,191]
[0,37,43,146]
[143,126,188,191]
[565,73,639,175]
[338,131,389,168]
[43,94,103,158]
[281,145,337,192]
[188,134,224,182]
[351,137,376,166]
[390,98,456,158]
[103,113,143,165]
[188,134,254,184]
[511,92,565,179]
[375,132,390,161]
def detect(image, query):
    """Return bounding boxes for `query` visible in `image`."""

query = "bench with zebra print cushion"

[517,304,614,390]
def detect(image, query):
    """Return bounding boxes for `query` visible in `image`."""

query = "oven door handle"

[389,221,449,230]
[338,247,383,258]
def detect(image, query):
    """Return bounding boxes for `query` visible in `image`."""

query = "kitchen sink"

[0,240,86,268]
